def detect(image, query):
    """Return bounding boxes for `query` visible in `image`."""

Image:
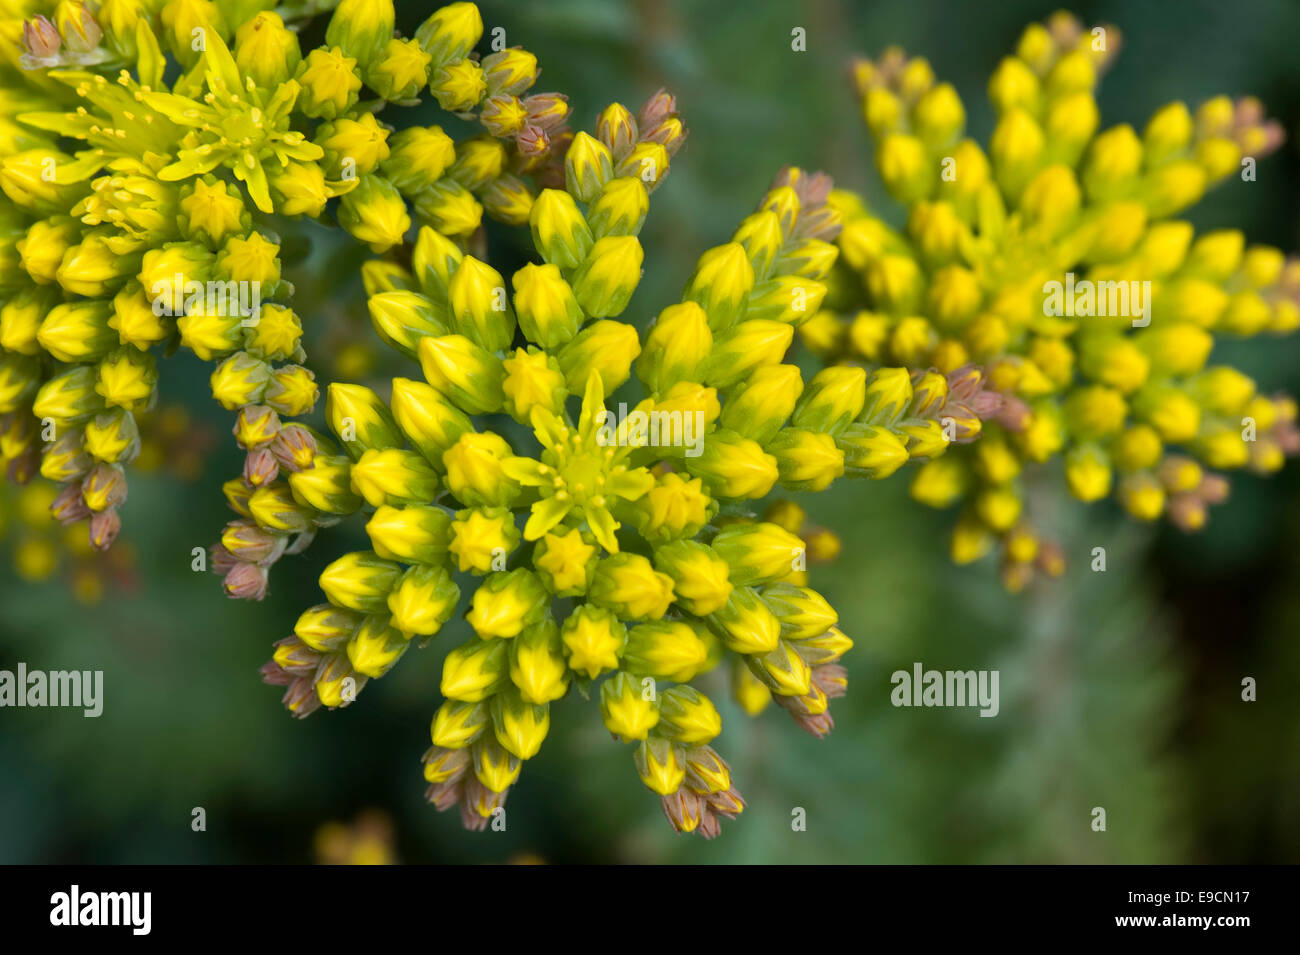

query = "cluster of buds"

[243,123,1002,833]
[0,1,575,551]
[804,10,1299,589]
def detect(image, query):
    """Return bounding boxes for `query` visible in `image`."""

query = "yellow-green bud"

[338,175,410,253]
[623,620,710,683]
[653,540,733,616]
[837,423,910,478]
[466,569,548,639]
[296,46,363,120]
[415,1,483,67]
[564,132,615,203]
[769,428,847,491]
[294,604,362,653]
[684,243,755,333]
[442,431,519,507]
[319,551,402,613]
[719,364,803,445]
[760,582,838,641]
[634,737,685,795]
[431,699,489,750]
[637,301,713,394]
[417,335,505,416]
[589,553,675,621]
[326,383,402,457]
[235,12,301,88]
[448,256,514,352]
[388,564,459,637]
[571,236,643,318]
[390,377,474,466]
[509,617,569,704]
[441,636,509,703]
[600,672,660,741]
[560,604,626,679]
[34,365,105,425]
[491,687,549,759]
[346,615,410,679]
[655,686,721,746]
[529,188,593,270]
[711,521,804,586]
[684,429,779,499]
[557,319,640,396]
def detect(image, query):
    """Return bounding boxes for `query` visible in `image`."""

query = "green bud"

[389,376,475,467]
[367,290,449,358]
[319,550,403,613]
[529,188,593,270]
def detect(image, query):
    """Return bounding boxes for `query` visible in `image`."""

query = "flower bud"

[441,636,509,703]
[600,672,660,741]
[623,620,710,683]
[656,686,722,745]
[529,188,593,270]
[719,364,803,445]
[418,335,506,416]
[467,569,548,639]
[560,605,626,679]
[684,429,779,499]
[366,504,451,564]
[509,617,569,704]
[388,564,459,637]
[319,550,402,613]
[557,319,640,396]
[346,616,411,679]
[571,235,643,318]
[564,132,615,203]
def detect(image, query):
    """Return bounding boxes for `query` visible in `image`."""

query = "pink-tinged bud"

[642,116,688,157]
[993,394,1031,432]
[210,543,239,576]
[637,88,677,130]
[243,448,280,488]
[523,93,570,132]
[696,808,722,839]
[703,786,746,819]
[88,508,121,551]
[280,676,321,719]
[23,16,61,57]
[1199,472,1231,504]
[270,424,318,472]
[425,777,462,812]
[459,778,506,831]
[221,518,284,564]
[51,484,91,524]
[516,124,550,158]
[271,636,322,676]
[81,462,128,511]
[224,561,269,600]
[661,788,703,834]
[259,660,294,686]
[811,663,848,698]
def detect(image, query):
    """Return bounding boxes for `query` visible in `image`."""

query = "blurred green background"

[2,0,1299,863]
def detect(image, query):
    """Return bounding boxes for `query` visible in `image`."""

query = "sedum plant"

[0,0,999,835]
[803,11,1300,589]
[233,152,1001,834]
[1,0,572,551]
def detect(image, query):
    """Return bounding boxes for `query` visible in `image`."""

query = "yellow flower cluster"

[232,97,1002,831]
[0,0,569,549]
[805,11,1299,589]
